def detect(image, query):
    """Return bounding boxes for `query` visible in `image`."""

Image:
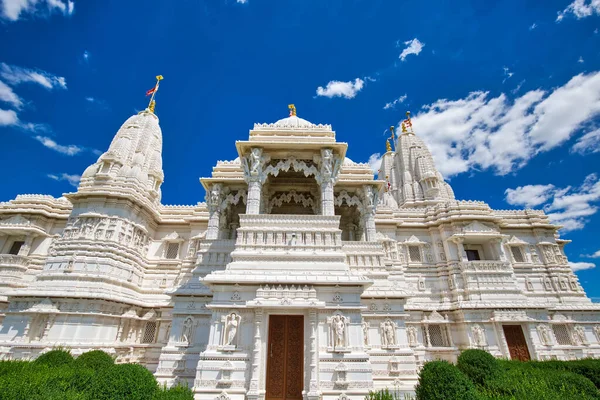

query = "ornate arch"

[264,157,319,179]
[267,191,317,213]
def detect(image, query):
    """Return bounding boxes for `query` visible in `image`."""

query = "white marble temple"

[0,105,598,400]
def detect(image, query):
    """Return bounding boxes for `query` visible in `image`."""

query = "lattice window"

[429,324,449,347]
[142,321,157,344]
[165,242,180,259]
[511,246,525,263]
[408,245,421,262]
[552,324,572,345]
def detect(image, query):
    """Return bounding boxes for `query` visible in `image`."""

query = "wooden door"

[266,315,304,400]
[503,325,531,361]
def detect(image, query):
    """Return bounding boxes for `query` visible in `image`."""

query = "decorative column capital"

[242,147,269,184]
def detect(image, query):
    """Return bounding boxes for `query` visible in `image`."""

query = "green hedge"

[0,350,193,400]
[409,350,600,400]
[415,360,480,400]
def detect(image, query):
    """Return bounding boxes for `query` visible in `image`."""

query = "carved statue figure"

[225,313,239,346]
[407,326,418,347]
[381,319,396,346]
[250,148,262,174]
[472,324,486,346]
[573,325,587,345]
[593,325,600,342]
[322,148,333,176]
[333,315,346,347]
[362,321,369,345]
[537,324,551,346]
[181,317,193,345]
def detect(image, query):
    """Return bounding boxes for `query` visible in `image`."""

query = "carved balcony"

[228,214,347,269]
[0,254,30,289]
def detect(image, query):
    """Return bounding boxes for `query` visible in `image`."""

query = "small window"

[429,324,449,347]
[466,249,480,261]
[165,242,180,259]
[511,246,525,263]
[142,321,157,344]
[408,245,421,262]
[100,163,110,173]
[8,241,24,255]
[552,324,572,345]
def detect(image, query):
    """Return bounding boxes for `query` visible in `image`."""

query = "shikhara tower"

[0,97,598,400]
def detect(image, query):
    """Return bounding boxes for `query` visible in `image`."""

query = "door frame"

[501,323,533,361]
[264,312,306,400]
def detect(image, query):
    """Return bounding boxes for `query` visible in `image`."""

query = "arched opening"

[262,170,319,215]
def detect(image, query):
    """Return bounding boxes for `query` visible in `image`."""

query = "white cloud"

[505,184,556,208]
[368,153,382,175]
[236,0,247,3]
[383,94,407,110]
[1,0,74,21]
[583,249,600,258]
[409,71,600,178]
[503,66,514,83]
[82,50,90,62]
[399,38,424,61]
[579,56,585,63]
[557,0,600,21]
[0,108,19,126]
[47,172,80,187]
[0,80,22,108]
[569,261,596,271]
[572,128,600,154]
[505,174,600,232]
[529,23,537,30]
[34,135,83,155]
[316,78,364,99]
[0,63,66,90]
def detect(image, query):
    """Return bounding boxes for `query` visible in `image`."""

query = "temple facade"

[0,103,598,400]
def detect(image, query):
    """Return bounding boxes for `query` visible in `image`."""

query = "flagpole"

[148,75,164,111]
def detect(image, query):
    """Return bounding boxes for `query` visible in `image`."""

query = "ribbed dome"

[273,115,314,128]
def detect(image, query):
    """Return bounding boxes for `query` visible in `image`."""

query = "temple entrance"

[266,315,304,400]
[503,325,531,361]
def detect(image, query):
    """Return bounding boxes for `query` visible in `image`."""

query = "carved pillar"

[247,309,263,400]
[455,238,467,262]
[362,185,378,242]
[316,148,340,217]
[320,180,335,216]
[18,235,35,256]
[307,309,320,400]
[247,180,263,215]
[206,183,223,240]
[243,147,266,215]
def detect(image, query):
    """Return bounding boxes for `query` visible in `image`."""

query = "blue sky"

[1,0,600,296]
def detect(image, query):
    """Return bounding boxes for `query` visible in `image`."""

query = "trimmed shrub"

[89,363,158,400]
[153,384,194,400]
[567,359,600,389]
[34,349,74,367]
[415,361,479,400]
[74,350,114,372]
[457,349,499,386]
[480,365,600,400]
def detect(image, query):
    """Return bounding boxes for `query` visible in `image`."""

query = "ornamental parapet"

[342,241,386,268]
[453,260,512,272]
[0,254,30,268]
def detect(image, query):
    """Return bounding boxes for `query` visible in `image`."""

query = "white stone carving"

[471,324,487,347]
[328,313,349,351]
[407,325,418,347]
[380,319,397,348]
[537,324,552,346]
[181,317,194,346]
[221,313,241,349]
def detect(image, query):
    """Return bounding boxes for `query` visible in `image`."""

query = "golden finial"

[386,139,392,152]
[148,100,156,113]
[288,104,297,116]
[402,111,413,134]
[401,122,407,133]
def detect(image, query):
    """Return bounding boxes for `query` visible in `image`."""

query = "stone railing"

[230,214,346,265]
[0,254,30,268]
[455,260,512,272]
[342,241,386,267]
[234,214,343,252]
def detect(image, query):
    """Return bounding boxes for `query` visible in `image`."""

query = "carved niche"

[380,318,398,348]
[328,313,349,352]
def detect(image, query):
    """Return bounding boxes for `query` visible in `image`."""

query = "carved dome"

[273,115,315,128]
